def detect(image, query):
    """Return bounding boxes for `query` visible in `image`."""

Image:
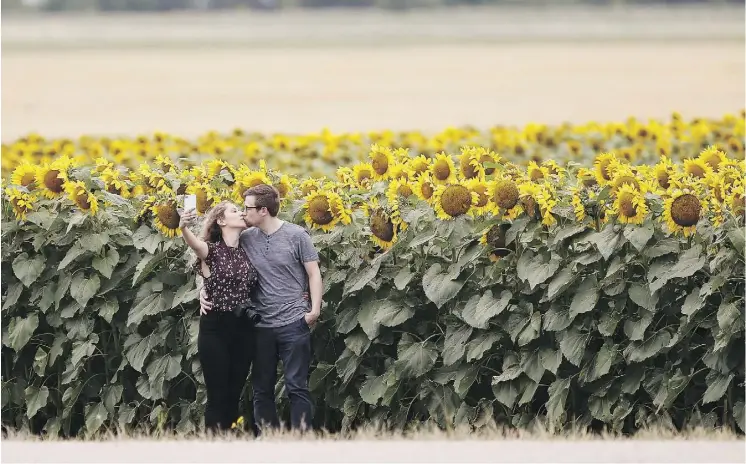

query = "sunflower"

[432,183,478,220]
[430,152,457,185]
[406,154,431,177]
[386,178,414,209]
[273,174,295,200]
[651,157,677,192]
[369,144,394,180]
[576,167,597,188]
[726,181,744,219]
[698,146,727,171]
[570,187,587,222]
[414,172,436,201]
[593,152,618,185]
[609,165,642,193]
[151,199,182,238]
[458,146,484,179]
[185,183,216,215]
[5,187,37,221]
[299,178,323,197]
[36,156,73,199]
[352,163,375,188]
[303,190,351,232]
[527,161,548,182]
[479,223,513,261]
[519,182,556,226]
[65,181,99,216]
[683,158,712,179]
[726,136,744,156]
[100,168,131,198]
[610,184,647,225]
[490,178,520,215]
[465,178,492,217]
[387,163,410,181]
[369,208,397,250]
[11,163,38,189]
[663,189,705,237]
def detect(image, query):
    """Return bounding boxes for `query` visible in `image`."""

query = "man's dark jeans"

[198,311,254,432]
[252,317,313,432]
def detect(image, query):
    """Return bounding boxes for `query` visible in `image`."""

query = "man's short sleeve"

[297,228,320,263]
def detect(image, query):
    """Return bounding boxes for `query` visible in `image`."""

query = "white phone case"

[184,194,197,211]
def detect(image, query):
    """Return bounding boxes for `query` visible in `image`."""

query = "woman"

[179,201,258,433]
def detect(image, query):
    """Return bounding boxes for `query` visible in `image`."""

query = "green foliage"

[1,197,744,437]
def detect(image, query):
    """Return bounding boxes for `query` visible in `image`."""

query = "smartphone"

[184,194,197,212]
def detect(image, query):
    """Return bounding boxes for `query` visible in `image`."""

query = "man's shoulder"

[281,222,312,239]
[240,227,260,241]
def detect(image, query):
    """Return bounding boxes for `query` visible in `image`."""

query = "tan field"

[2,8,744,141]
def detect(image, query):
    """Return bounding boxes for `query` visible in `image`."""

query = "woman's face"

[220,204,248,230]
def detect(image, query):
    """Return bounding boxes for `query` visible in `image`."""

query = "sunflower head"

[352,163,375,188]
[303,190,350,232]
[65,180,99,216]
[611,184,647,225]
[11,163,38,189]
[459,146,483,179]
[369,144,394,180]
[407,155,431,177]
[430,152,457,185]
[36,162,69,199]
[683,158,712,179]
[151,199,181,238]
[698,146,727,171]
[432,183,478,220]
[491,179,520,212]
[369,208,397,250]
[593,152,618,185]
[663,189,705,237]
[414,172,436,201]
[5,187,37,221]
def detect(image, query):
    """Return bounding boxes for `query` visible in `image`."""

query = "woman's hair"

[199,200,235,243]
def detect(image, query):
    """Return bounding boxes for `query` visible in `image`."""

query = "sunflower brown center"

[671,194,701,227]
[433,160,452,181]
[371,154,389,176]
[20,172,35,186]
[618,194,637,218]
[460,157,478,179]
[493,180,519,210]
[308,196,333,225]
[43,170,64,193]
[420,182,434,200]
[371,211,395,242]
[440,185,471,217]
[157,202,180,229]
[687,163,706,178]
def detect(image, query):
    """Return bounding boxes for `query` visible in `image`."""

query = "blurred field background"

[2,1,744,142]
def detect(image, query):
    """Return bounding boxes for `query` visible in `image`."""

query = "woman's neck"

[221,229,241,248]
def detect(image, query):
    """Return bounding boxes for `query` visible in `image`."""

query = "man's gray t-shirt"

[239,222,320,328]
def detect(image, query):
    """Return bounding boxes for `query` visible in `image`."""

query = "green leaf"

[84,402,109,435]
[91,299,117,326]
[517,312,542,346]
[132,252,165,287]
[623,330,672,363]
[546,377,571,425]
[623,223,654,252]
[580,340,616,384]
[27,210,57,230]
[546,267,577,301]
[344,254,384,296]
[37,285,55,313]
[393,267,414,291]
[702,371,734,404]
[172,280,198,309]
[48,335,67,368]
[82,232,109,253]
[92,247,119,279]
[569,275,599,319]
[335,348,361,385]
[6,314,39,352]
[118,404,137,428]
[442,323,473,366]
[102,385,123,413]
[453,365,478,398]
[12,253,45,287]
[465,332,500,362]
[516,250,561,290]
[132,225,161,254]
[70,273,101,308]
[461,289,511,330]
[146,354,183,394]
[735,401,745,433]
[33,347,49,376]
[309,363,334,391]
[716,301,740,330]
[727,228,745,256]
[70,339,96,367]
[125,333,158,372]
[54,273,73,310]
[335,307,359,334]
[127,292,170,327]
[520,350,544,383]
[395,341,438,378]
[3,283,23,310]
[558,326,589,367]
[373,300,415,327]
[422,263,466,308]
[682,287,704,317]
[358,300,381,340]
[543,304,571,332]
[25,385,49,419]
[588,224,622,261]
[58,242,87,271]
[344,331,371,357]
[628,283,658,312]
[360,374,391,406]
[649,245,706,293]
[624,309,653,341]
[539,347,562,375]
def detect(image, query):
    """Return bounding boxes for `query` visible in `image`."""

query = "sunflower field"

[1,112,744,438]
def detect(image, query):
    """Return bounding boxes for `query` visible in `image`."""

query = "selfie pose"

[180,201,258,432]
[201,184,322,433]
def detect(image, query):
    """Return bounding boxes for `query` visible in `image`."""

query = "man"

[199,184,322,433]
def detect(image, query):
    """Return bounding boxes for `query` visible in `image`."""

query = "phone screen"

[184,194,197,211]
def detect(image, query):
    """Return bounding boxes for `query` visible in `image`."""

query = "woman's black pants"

[198,311,254,432]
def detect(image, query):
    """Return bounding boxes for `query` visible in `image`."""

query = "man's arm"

[303,260,322,326]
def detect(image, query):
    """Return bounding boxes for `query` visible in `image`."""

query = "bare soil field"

[2,8,744,141]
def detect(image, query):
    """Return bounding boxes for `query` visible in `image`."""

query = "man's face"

[242,196,262,227]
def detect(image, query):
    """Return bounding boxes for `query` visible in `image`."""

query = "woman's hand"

[179,209,197,229]
[199,287,213,315]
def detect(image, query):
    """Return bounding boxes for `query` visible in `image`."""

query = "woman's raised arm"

[179,209,209,260]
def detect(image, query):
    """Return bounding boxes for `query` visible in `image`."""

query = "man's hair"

[243,184,280,217]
